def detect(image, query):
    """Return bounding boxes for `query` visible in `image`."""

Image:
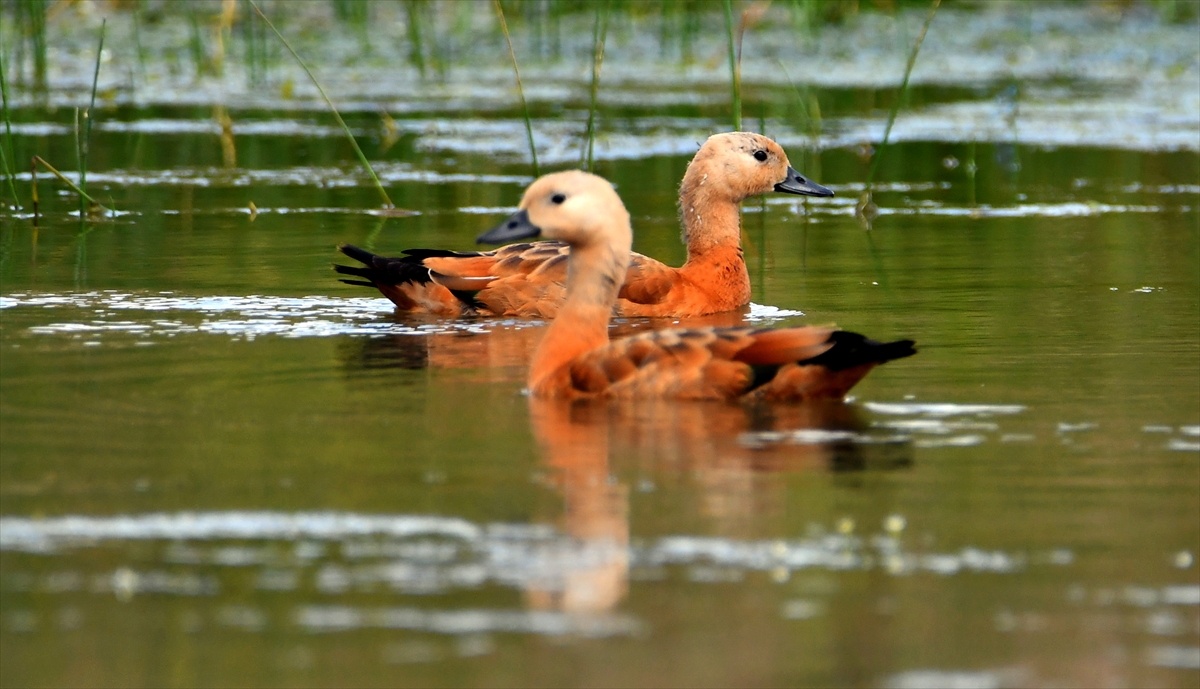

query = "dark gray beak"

[476,209,542,244]
[774,166,834,197]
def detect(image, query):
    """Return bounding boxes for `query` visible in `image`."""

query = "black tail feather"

[800,331,917,371]
[334,263,374,279]
[334,244,433,287]
[338,243,381,266]
[339,279,377,288]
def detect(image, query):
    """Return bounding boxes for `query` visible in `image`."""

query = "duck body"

[536,326,916,401]
[476,170,915,401]
[335,132,831,319]
[336,241,744,319]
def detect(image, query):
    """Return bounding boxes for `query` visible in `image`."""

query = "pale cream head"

[683,132,793,201]
[518,170,632,251]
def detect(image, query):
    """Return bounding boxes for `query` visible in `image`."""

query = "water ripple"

[1,292,799,341]
[863,402,1026,417]
[295,605,642,637]
[0,510,1066,582]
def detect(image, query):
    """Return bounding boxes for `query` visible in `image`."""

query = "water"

[1,3,1198,687]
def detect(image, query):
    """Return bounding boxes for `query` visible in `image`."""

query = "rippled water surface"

[1,2,1198,688]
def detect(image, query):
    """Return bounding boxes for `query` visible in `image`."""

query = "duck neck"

[529,240,629,392]
[677,167,751,306]
[678,169,744,265]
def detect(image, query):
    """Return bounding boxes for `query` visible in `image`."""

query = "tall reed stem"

[0,41,20,208]
[248,0,393,208]
[29,0,48,93]
[80,20,105,218]
[33,156,107,210]
[494,0,539,177]
[133,1,146,81]
[30,157,39,224]
[583,1,610,172]
[723,0,741,131]
[864,0,940,190]
[405,0,426,79]
[73,108,82,216]
[188,3,206,78]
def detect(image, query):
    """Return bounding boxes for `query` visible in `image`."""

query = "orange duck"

[475,170,915,400]
[335,132,832,318]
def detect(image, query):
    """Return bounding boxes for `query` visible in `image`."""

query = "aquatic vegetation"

[403,0,426,78]
[77,19,105,219]
[858,0,941,223]
[131,0,147,81]
[0,38,18,208]
[723,0,741,131]
[582,1,609,172]
[493,0,539,178]
[186,1,207,78]
[248,0,393,209]
[30,156,104,212]
[10,0,48,92]
[240,0,270,87]
[332,0,371,56]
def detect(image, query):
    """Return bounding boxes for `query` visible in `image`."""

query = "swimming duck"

[335,132,832,318]
[477,170,915,400]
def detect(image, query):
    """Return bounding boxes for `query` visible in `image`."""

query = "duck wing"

[561,326,827,399]
[433,243,677,310]
[403,241,570,279]
[743,330,917,401]
[556,326,914,400]
[618,255,679,305]
[338,242,738,318]
[337,242,573,316]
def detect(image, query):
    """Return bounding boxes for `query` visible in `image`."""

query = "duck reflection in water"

[520,395,912,614]
[524,398,629,613]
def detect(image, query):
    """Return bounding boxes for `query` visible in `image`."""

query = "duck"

[476,170,916,400]
[334,132,832,319]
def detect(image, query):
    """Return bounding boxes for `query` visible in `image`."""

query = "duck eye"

[551,193,566,205]
[753,150,768,162]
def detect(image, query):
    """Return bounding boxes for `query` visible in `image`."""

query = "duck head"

[682,131,833,202]
[477,170,632,253]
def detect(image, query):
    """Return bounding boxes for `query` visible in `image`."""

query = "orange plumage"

[334,132,832,318]
[475,170,915,401]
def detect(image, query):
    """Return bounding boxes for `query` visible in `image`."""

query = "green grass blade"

[494,0,539,178]
[31,156,39,224]
[31,0,47,93]
[242,0,254,86]
[724,0,741,131]
[133,1,146,82]
[864,0,940,190]
[188,2,206,79]
[583,1,610,172]
[778,61,816,139]
[249,0,393,208]
[73,108,82,217]
[34,156,107,211]
[0,38,21,208]
[405,0,427,79]
[0,144,12,209]
[80,19,105,217]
